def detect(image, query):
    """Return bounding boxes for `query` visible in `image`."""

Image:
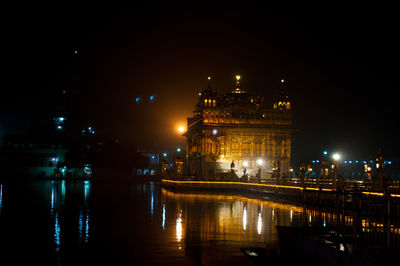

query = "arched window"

[212,99,216,107]
[204,99,208,106]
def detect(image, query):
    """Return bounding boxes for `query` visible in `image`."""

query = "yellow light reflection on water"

[243,205,247,231]
[257,212,262,235]
[162,188,304,247]
[176,211,183,241]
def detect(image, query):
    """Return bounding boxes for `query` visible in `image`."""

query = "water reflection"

[50,181,62,251]
[162,203,166,230]
[79,180,90,243]
[150,181,154,216]
[2,179,398,264]
[257,211,262,235]
[176,210,183,241]
[49,180,91,250]
[243,205,247,231]
[161,188,304,251]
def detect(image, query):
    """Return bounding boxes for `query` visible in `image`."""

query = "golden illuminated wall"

[186,107,292,178]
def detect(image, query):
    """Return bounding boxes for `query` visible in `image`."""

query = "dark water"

[0,180,305,265]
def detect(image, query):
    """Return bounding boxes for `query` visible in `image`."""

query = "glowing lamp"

[235,75,241,81]
[243,161,249,167]
[212,129,218,135]
[178,126,185,133]
[256,159,263,166]
[332,153,341,161]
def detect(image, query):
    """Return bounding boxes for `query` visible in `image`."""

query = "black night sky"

[2,4,399,162]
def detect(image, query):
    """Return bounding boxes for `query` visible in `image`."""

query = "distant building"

[184,76,292,179]
[1,134,69,178]
[139,151,160,175]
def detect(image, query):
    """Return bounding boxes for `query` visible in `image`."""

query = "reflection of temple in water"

[161,188,400,261]
[161,188,301,263]
[185,76,292,179]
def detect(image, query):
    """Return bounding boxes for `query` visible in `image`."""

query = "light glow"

[243,161,249,167]
[243,206,247,231]
[257,212,262,235]
[162,179,335,192]
[332,153,341,161]
[176,212,183,241]
[162,204,166,230]
[256,159,263,166]
[178,126,185,133]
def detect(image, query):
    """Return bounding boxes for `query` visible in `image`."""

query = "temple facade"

[184,76,292,179]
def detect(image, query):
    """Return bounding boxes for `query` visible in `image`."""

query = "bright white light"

[257,212,262,235]
[178,126,185,133]
[256,159,263,166]
[162,204,166,230]
[332,153,341,161]
[212,129,218,135]
[243,161,249,167]
[176,213,183,241]
[177,148,181,152]
[163,153,167,157]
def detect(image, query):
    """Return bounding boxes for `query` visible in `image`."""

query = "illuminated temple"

[184,76,292,179]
